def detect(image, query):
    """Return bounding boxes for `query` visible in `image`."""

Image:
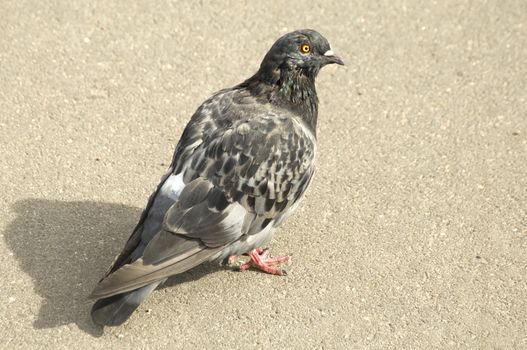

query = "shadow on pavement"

[4,199,220,337]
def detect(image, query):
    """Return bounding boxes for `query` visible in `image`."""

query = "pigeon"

[90,29,343,326]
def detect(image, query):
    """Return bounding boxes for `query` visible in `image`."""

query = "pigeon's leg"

[239,248,290,276]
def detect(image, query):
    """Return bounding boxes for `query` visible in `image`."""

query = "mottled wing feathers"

[171,89,317,232]
[91,89,316,298]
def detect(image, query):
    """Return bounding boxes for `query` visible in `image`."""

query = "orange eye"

[301,44,311,53]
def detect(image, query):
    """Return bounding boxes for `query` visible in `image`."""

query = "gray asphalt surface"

[1,1,526,349]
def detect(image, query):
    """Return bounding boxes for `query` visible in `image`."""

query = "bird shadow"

[3,199,220,337]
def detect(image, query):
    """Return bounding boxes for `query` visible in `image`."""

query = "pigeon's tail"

[91,281,161,326]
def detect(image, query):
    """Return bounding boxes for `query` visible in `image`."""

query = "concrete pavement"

[1,1,526,348]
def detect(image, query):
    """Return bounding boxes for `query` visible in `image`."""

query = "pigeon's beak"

[323,50,344,66]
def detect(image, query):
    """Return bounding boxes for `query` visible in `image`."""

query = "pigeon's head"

[258,29,344,78]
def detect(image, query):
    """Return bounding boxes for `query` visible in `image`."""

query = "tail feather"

[91,281,161,326]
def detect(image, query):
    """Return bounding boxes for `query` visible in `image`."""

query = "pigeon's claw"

[227,255,238,265]
[238,248,290,276]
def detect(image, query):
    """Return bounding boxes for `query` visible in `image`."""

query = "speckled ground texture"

[1,1,526,349]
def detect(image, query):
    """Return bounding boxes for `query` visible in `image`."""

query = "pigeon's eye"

[300,44,311,54]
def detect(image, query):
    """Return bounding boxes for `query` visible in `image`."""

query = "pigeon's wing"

[90,177,245,298]
[174,94,318,237]
[91,91,316,299]
[91,93,236,289]
[167,90,317,238]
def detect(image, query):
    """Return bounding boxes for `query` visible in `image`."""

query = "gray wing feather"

[90,246,223,299]
[142,231,203,265]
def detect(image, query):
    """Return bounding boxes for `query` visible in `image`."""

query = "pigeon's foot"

[227,255,238,265]
[238,248,290,276]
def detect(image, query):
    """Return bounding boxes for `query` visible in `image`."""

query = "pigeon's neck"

[244,68,319,131]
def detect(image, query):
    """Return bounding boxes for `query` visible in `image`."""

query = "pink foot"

[238,248,290,276]
[227,255,238,265]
